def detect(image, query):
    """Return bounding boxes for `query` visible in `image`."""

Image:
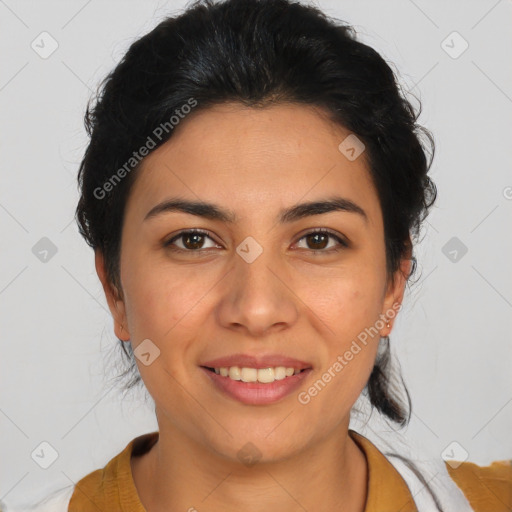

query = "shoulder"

[446,459,512,512]
[0,485,74,512]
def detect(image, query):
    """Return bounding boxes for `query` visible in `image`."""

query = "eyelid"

[164,227,349,252]
[164,228,218,248]
[294,227,349,251]
[297,227,348,245]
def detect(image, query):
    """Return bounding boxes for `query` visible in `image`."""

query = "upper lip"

[201,353,312,370]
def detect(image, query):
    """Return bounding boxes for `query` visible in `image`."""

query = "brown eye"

[181,232,206,250]
[164,229,218,252]
[296,229,348,253]
[305,232,329,250]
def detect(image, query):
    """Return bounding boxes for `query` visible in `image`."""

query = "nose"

[216,248,299,338]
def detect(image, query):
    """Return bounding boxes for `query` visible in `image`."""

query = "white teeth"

[274,366,286,380]
[228,366,241,380]
[212,366,304,383]
[257,368,274,383]
[241,367,258,382]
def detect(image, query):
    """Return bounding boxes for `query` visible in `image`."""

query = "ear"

[95,250,130,342]
[380,249,412,337]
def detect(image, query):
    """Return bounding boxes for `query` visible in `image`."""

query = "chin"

[202,427,310,466]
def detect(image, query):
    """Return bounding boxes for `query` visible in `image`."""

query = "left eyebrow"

[279,196,368,224]
[144,195,368,224]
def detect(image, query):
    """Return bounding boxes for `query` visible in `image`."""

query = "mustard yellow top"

[68,430,512,511]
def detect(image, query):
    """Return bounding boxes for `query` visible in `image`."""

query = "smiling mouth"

[202,365,308,384]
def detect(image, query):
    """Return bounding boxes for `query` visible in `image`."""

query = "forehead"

[125,102,380,225]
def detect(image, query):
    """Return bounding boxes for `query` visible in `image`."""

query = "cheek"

[346,286,383,329]
[305,265,385,384]
[312,267,386,338]
[121,267,203,388]
[121,258,211,343]
[303,282,383,414]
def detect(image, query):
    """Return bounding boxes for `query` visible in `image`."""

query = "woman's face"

[97,102,407,462]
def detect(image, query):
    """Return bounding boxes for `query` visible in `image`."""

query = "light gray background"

[1,0,511,506]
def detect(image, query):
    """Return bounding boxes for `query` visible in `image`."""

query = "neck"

[131,417,368,512]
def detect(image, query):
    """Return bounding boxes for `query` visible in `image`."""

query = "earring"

[386,319,390,329]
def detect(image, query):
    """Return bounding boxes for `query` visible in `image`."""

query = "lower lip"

[200,367,312,405]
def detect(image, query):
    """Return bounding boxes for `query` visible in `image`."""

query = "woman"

[6,0,511,510]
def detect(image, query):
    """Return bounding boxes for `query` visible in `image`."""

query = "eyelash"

[163,228,349,255]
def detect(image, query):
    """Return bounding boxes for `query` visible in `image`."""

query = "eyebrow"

[144,195,368,224]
